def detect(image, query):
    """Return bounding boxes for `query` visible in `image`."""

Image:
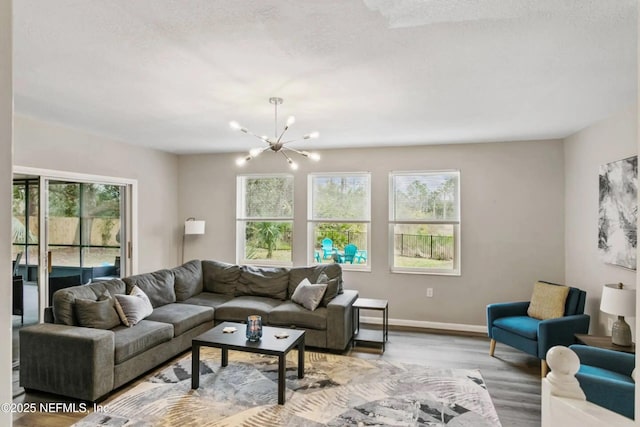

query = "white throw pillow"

[114,285,154,326]
[291,278,328,311]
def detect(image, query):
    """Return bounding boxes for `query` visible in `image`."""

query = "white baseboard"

[359,316,486,334]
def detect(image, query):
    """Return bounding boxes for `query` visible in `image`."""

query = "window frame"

[236,173,294,267]
[389,170,461,276]
[307,172,371,271]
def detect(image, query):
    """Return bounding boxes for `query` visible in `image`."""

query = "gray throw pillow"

[172,260,203,301]
[291,278,328,311]
[114,285,154,326]
[317,272,340,307]
[74,291,121,330]
[319,263,344,294]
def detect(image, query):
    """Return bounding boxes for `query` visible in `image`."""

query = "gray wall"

[179,139,565,327]
[1,0,12,421]
[13,115,181,272]
[564,105,637,337]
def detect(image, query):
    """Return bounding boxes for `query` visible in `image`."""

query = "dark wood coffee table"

[191,321,305,404]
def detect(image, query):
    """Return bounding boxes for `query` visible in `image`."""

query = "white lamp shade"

[600,284,636,317]
[184,220,206,235]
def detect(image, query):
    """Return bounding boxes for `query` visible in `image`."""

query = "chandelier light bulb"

[304,131,320,139]
[236,155,252,166]
[289,160,299,170]
[286,116,296,126]
[308,152,321,161]
[229,121,241,130]
[249,147,263,157]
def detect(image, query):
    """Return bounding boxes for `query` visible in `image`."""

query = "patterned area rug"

[74,348,501,426]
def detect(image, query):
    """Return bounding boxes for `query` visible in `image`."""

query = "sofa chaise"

[20,260,358,402]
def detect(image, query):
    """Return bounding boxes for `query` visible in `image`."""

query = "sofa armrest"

[569,344,636,376]
[486,301,530,337]
[20,323,115,401]
[537,314,590,358]
[326,289,359,351]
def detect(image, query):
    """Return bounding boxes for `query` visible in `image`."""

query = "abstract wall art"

[598,155,637,270]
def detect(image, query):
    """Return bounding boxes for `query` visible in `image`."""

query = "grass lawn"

[394,256,452,269]
[245,248,292,262]
[245,248,451,269]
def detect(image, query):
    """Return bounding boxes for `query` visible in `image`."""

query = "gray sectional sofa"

[20,260,358,402]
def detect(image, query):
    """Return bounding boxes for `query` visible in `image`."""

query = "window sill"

[390,268,460,276]
[340,265,371,273]
[240,260,293,268]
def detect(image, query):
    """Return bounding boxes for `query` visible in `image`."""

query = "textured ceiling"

[13,0,638,154]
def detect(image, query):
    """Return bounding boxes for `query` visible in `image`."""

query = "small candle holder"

[246,315,262,342]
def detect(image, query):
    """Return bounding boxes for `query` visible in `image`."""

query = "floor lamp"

[182,217,205,263]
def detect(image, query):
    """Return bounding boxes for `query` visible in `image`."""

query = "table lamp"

[600,283,636,347]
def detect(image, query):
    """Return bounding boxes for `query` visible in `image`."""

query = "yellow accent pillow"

[527,282,570,320]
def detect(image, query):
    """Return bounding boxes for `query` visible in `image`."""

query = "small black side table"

[352,297,389,352]
[575,334,635,354]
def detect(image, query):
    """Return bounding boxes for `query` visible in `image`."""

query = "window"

[309,173,370,268]
[390,171,460,275]
[237,174,294,265]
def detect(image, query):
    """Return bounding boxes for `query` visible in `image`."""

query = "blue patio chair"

[321,238,334,259]
[355,250,367,263]
[340,244,358,264]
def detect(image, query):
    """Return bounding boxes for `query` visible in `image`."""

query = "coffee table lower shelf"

[191,322,305,404]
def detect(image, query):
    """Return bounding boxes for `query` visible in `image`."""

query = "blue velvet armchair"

[569,344,635,419]
[487,283,590,377]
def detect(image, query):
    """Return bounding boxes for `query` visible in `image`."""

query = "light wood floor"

[13,326,541,426]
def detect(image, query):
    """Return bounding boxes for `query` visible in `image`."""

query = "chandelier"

[231,97,320,170]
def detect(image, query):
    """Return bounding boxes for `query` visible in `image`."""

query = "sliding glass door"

[12,168,135,323]
[47,181,125,283]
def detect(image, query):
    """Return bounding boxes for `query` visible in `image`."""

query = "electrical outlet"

[608,318,613,331]
[426,288,434,298]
